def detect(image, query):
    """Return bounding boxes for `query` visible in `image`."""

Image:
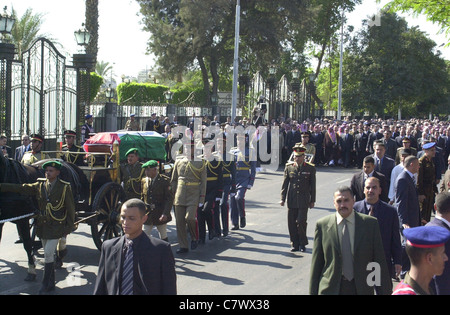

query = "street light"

[74,23,91,52]
[164,90,173,103]
[0,6,15,41]
[105,84,115,102]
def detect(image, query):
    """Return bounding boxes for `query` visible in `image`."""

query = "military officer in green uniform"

[21,134,50,165]
[61,130,85,166]
[300,131,316,164]
[0,160,75,294]
[141,160,174,242]
[280,144,316,252]
[395,136,417,165]
[170,140,207,254]
[120,148,145,200]
[418,142,438,223]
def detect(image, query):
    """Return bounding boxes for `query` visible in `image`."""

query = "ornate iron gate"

[4,38,78,150]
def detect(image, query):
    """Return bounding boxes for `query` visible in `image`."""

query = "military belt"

[207,177,218,181]
[223,174,231,178]
[237,167,250,171]
[179,182,201,186]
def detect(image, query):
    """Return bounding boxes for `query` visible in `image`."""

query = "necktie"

[368,206,374,217]
[121,239,134,295]
[341,219,354,281]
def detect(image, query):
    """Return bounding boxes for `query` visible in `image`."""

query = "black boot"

[39,262,55,295]
[55,248,67,269]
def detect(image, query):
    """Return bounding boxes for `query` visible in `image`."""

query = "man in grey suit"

[93,199,176,295]
[310,186,392,295]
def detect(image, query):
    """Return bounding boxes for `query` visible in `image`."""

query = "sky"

[8,0,450,83]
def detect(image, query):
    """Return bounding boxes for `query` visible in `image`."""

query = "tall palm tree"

[85,0,99,67]
[9,7,45,59]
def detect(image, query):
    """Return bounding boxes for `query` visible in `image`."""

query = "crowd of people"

[2,108,450,295]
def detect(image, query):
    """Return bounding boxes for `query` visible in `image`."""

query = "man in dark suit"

[310,186,392,295]
[373,141,395,188]
[354,123,370,168]
[426,192,450,295]
[354,177,402,279]
[285,124,302,158]
[395,155,422,275]
[350,156,388,203]
[366,124,383,155]
[311,124,324,165]
[340,126,354,168]
[93,199,176,295]
[382,130,398,160]
[14,135,31,162]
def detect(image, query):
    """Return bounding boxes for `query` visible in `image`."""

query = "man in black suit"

[395,155,422,275]
[373,141,395,188]
[354,123,370,168]
[285,124,302,158]
[93,199,176,295]
[311,124,324,165]
[366,124,383,155]
[354,177,402,279]
[350,156,388,202]
[340,126,354,168]
[382,130,398,160]
[427,192,450,295]
[426,192,450,295]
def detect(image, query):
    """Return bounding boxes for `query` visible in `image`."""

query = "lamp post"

[73,23,95,143]
[164,89,176,123]
[105,84,115,103]
[0,6,15,138]
[267,64,277,121]
[239,60,250,117]
[291,69,300,120]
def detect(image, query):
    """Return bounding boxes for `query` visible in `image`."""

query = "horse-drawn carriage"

[0,131,167,251]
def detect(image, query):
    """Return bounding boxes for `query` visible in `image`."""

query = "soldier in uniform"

[300,131,316,164]
[124,113,140,131]
[230,133,256,230]
[280,144,316,252]
[0,160,75,294]
[81,114,95,144]
[170,140,207,254]
[395,137,417,165]
[21,134,50,165]
[141,160,173,242]
[418,142,438,223]
[61,130,85,166]
[216,134,236,237]
[198,139,223,243]
[120,148,145,200]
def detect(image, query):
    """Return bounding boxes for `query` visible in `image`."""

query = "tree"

[85,0,99,67]
[382,0,450,42]
[9,7,46,59]
[318,11,450,117]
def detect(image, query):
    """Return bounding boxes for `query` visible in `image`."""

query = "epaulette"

[60,179,71,185]
[285,161,295,166]
[37,178,47,182]
[306,162,316,167]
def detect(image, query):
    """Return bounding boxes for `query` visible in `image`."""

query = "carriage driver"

[21,134,50,165]
[120,148,145,200]
[0,160,76,294]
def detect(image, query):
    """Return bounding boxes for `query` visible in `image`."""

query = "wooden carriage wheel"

[90,182,126,250]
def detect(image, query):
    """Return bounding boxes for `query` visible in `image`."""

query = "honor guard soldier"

[216,134,236,237]
[170,140,207,254]
[393,226,450,295]
[21,134,50,165]
[124,113,140,131]
[62,130,85,166]
[0,160,75,294]
[141,160,174,242]
[230,133,256,230]
[81,114,95,144]
[280,144,316,252]
[120,148,145,200]
[198,139,223,243]
[418,142,438,223]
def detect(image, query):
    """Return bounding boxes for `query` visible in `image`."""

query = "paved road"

[0,166,357,295]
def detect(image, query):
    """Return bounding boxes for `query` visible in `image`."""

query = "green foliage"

[89,72,103,102]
